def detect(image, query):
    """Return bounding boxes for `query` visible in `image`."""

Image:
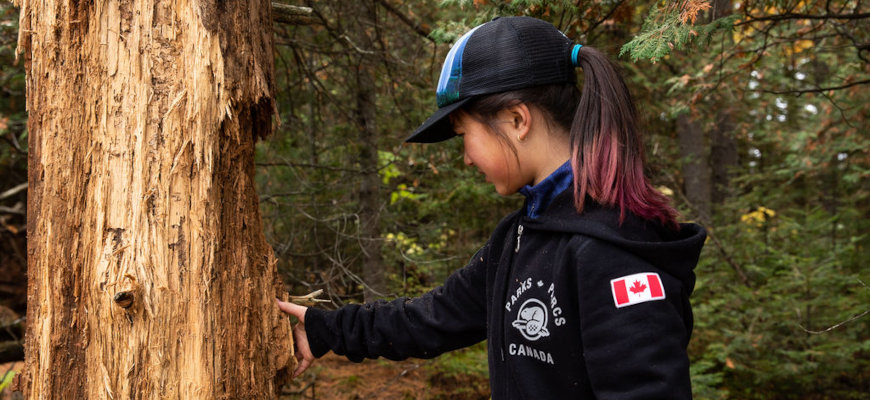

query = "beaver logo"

[511,298,550,341]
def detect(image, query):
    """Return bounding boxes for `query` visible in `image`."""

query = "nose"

[463,151,473,166]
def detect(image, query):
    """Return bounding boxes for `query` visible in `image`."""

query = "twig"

[755,78,870,95]
[0,183,27,201]
[272,3,317,25]
[288,289,331,307]
[281,377,315,397]
[798,279,870,334]
[736,12,870,25]
[0,206,24,216]
[799,309,870,334]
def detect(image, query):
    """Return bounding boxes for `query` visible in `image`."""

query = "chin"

[494,185,517,196]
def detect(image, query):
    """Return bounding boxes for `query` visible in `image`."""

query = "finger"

[293,356,313,379]
[276,299,307,322]
[291,322,315,378]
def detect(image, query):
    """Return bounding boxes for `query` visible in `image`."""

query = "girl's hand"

[276,299,315,378]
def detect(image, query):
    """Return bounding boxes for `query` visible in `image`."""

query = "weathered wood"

[14,0,294,398]
[272,3,316,25]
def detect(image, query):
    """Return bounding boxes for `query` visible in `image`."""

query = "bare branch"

[0,182,26,201]
[756,78,870,95]
[373,0,434,42]
[737,12,870,25]
[0,205,24,216]
[272,3,317,25]
[256,161,361,173]
[800,309,870,334]
[798,280,870,334]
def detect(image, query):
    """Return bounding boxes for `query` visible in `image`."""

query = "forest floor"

[0,347,489,400]
[281,349,490,400]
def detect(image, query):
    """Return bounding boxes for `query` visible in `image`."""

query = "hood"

[521,190,707,294]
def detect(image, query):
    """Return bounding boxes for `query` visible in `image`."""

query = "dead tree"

[13,0,295,397]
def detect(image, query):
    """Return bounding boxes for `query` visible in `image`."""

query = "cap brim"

[404,97,472,143]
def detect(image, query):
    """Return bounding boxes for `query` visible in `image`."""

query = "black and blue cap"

[406,16,583,143]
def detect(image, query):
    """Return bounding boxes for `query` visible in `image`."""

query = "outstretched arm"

[283,245,490,364]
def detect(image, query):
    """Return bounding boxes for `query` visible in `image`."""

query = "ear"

[504,103,532,141]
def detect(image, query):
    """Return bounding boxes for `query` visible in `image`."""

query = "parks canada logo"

[511,298,550,341]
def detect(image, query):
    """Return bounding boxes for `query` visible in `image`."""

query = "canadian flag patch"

[610,272,666,308]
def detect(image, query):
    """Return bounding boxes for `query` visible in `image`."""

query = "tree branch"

[373,0,434,42]
[756,78,870,95]
[0,205,24,216]
[584,0,627,35]
[799,279,870,334]
[737,12,870,25]
[256,161,360,173]
[272,3,317,25]
[0,183,27,201]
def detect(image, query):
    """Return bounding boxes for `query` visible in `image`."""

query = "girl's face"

[450,111,527,196]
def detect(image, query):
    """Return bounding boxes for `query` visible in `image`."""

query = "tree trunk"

[15,0,294,398]
[352,0,386,302]
[677,114,712,224]
[710,108,738,204]
[710,0,738,206]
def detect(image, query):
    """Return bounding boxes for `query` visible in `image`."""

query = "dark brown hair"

[462,46,680,230]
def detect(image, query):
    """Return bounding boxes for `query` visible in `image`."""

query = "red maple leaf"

[629,280,647,295]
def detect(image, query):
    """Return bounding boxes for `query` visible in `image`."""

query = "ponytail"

[460,46,680,230]
[571,46,679,230]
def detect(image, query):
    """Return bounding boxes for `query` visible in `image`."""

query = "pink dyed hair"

[462,46,680,230]
[570,46,679,230]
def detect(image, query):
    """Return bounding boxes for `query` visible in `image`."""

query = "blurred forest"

[1,0,868,399]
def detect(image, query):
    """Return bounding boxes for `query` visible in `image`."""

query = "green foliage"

[0,369,14,393]
[426,341,490,399]
[620,3,738,63]
[261,1,868,398]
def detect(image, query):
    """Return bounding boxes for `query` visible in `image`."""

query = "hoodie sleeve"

[302,245,490,362]
[574,240,693,400]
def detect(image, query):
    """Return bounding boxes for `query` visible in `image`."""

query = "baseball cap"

[406,16,580,143]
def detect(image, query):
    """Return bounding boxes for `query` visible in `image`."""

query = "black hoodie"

[304,189,706,399]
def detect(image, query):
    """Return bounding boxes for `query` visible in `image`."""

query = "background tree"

[622,0,869,397]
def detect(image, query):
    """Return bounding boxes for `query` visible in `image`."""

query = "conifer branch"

[737,12,870,25]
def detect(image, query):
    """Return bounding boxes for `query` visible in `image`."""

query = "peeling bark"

[15,0,293,398]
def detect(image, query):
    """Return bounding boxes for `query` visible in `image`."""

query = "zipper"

[495,220,522,398]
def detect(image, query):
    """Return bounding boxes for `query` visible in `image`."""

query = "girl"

[278,16,706,399]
